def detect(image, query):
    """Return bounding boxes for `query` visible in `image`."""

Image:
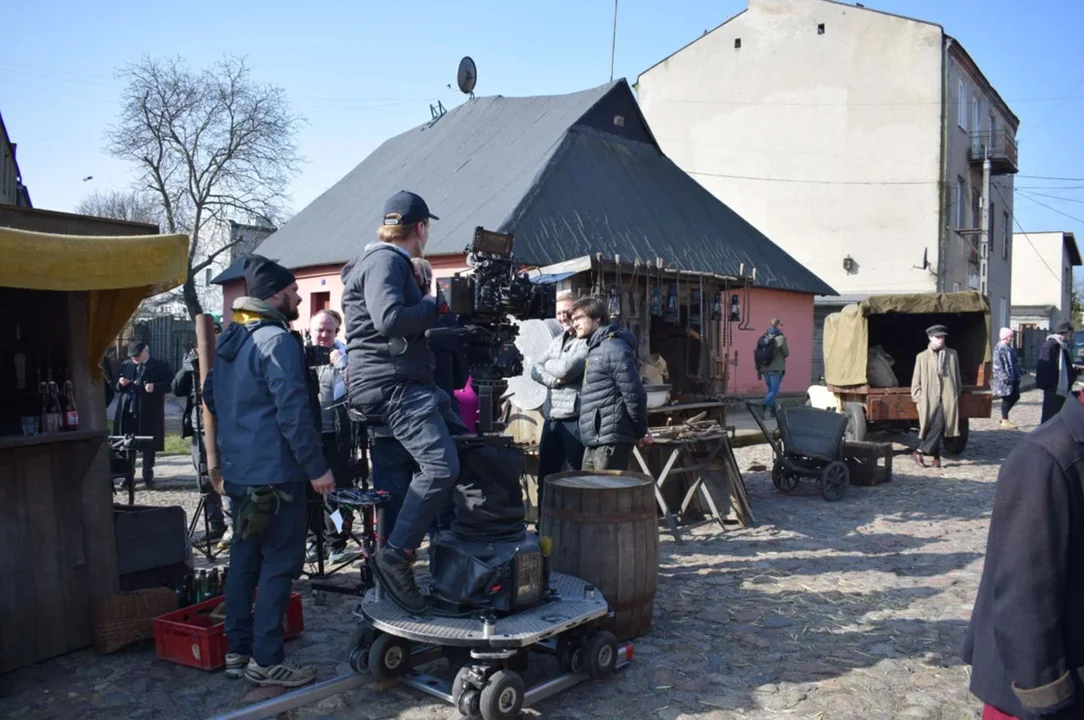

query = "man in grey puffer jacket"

[531,292,588,500]
[571,296,651,471]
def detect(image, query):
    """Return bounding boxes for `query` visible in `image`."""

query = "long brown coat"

[910,348,962,439]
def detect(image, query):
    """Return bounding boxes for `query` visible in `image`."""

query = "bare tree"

[106,55,302,319]
[77,189,162,227]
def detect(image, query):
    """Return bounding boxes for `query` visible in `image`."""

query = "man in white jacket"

[531,292,589,504]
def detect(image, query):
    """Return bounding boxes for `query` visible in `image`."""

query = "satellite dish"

[457,56,477,98]
[505,318,562,411]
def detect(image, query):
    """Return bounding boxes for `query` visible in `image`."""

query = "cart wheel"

[367,633,411,680]
[583,630,618,679]
[821,461,849,502]
[453,666,482,718]
[771,460,800,493]
[479,670,524,720]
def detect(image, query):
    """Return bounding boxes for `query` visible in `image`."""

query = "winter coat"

[991,341,1022,398]
[341,243,438,413]
[1036,337,1077,394]
[206,297,327,487]
[112,356,173,452]
[313,352,348,435]
[578,324,648,447]
[962,396,1084,720]
[910,347,962,439]
[530,330,588,420]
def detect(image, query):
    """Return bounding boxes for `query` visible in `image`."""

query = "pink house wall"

[222,260,817,397]
[728,288,814,395]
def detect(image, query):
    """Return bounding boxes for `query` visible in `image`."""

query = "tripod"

[185,361,227,562]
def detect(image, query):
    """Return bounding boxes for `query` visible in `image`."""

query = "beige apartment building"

[1010,231,1080,331]
[636,0,1018,378]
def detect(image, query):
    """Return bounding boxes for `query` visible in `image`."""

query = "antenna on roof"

[457,56,477,99]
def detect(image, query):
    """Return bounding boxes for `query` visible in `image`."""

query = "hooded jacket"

[578,324,648,447]
[208,297,327,486]
[341,243,438,413]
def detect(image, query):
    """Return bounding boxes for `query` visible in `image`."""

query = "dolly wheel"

[367,633,411,681]
[479,670,525,720]
[346,623,376,674]
[583,630,618,679]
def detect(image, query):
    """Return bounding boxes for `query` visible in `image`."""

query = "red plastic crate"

[153,591,304,671]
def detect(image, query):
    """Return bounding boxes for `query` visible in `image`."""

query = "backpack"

[754,333,777,367]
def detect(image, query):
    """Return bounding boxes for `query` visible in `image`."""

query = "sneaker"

[329,547,361,565]
[225,653,250,679]
[243,659,316,688]
[371,547,426,613]
[1000,418,1017,429]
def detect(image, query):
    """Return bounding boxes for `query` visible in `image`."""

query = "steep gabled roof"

[255,80,834,295]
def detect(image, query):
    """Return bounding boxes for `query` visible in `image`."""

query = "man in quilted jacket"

[571,296,651,471]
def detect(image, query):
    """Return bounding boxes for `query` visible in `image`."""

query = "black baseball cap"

[382,191,438,226]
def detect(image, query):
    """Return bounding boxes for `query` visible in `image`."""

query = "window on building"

[972,95,981,137]
[734,38,741,49]
[817,23,825,34]
[971,188,981,230]
[1003,212,1010,259]
[957,79,968,129]
[956,177,967,228]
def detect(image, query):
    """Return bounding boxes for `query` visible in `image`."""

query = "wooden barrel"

[540,470,659,640]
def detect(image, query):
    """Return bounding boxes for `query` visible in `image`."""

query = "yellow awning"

[0,226,189,381]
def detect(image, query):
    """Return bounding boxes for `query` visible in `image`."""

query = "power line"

[1016,191,1084,226]
[688,170,933,186]
[1019,71,1084,141]
[1015,189,1084,206]
[993,184,1063,284]
[1017,174,1084,183]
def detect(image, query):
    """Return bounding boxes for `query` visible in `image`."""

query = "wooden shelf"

[0,429,106,451]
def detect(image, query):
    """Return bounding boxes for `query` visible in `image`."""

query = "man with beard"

[341,190,469,613]
[571,296,651,471]
[207,254,335,687]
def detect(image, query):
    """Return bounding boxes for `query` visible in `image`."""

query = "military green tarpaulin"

[823,291,991,388]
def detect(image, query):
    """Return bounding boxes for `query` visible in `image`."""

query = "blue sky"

[4,0,1083,272]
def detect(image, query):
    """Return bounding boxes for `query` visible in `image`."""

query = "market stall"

[0,209,187,673]
[507,254,756,529]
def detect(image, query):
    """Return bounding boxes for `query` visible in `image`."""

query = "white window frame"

[972,95,982,137]
[958,79,968,129]
[956,177,967,229]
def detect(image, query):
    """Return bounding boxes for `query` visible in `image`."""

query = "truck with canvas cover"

[807,291,993,454]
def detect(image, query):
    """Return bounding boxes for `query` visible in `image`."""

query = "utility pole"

[979,153,991,297]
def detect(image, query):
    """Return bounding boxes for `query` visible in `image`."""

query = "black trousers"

[307,433,353,550]
[537,418,585,506]
[1000,382,1021,420]
[918,405,945,457]
[1041,390,1066,424]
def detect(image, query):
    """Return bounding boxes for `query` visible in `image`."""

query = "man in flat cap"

[113,340,173,487]
[910,324,962,467]
[341,190,469,613]
[1036,321,1077,424]
[206,253,335,688]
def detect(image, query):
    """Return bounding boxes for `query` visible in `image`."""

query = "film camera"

[435,227,556,434]
[427,228,556,615]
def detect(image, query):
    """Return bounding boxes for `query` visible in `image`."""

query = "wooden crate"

[843,441,892,486]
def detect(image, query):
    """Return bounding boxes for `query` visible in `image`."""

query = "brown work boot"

[911,451,926,467]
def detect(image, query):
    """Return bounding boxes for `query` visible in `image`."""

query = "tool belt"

[235,485,294,540]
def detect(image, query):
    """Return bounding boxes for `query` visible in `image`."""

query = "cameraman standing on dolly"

[207,254,334,687]
[342,190,469,614]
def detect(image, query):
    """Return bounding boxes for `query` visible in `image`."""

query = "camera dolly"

[349,574,631,720]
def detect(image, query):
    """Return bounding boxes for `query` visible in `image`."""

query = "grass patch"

[162,432,189,456]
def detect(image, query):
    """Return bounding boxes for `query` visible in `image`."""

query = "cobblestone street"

[0,392,1042,720]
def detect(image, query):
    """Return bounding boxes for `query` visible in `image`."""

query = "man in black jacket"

[962,395,1084,720]
[341,190,468,613]
[1036,321,1077,424]
[113,341,173,487]
[570,297,650,471]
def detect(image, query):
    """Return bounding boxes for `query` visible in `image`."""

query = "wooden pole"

[194,314,224,494]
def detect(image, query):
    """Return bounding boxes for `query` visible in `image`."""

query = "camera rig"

[433,227,555,435]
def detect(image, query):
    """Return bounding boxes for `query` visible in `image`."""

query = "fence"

[1013,328,1046,370]
[126,315,197,374]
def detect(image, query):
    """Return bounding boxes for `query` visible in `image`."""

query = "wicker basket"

[93,587,180,654]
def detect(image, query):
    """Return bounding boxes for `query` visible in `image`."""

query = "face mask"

[929,337,944,350]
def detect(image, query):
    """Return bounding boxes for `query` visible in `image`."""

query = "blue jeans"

[380,384,468,551]
[763,371,783,414]
[223,480,307,666]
